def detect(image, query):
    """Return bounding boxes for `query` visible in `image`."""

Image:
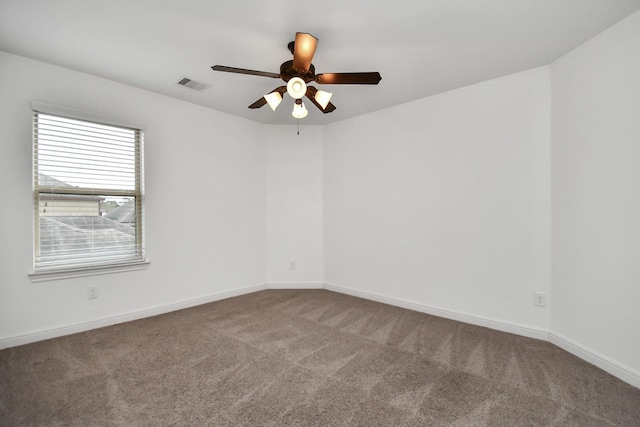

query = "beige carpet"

[1,289,639,426]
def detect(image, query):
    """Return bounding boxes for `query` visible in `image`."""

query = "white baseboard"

[323,282,549,341]
[0,283,266,350]
[324,282,640,389]
[2,281,639,389]
[266,282,324,289]
[549,332,640,389]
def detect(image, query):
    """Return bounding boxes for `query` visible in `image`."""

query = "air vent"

[177,77,210,92]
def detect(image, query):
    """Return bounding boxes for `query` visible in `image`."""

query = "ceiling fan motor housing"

[280,60,316,83]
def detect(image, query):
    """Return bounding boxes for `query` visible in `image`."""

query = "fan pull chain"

[297,119,300,135]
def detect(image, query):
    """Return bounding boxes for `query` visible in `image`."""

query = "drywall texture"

[324,67,552,332]
[0,52,267,341]
[266,126,324,285]
[551,11,640,376]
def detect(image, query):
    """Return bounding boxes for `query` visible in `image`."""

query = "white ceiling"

[1,0,639,125]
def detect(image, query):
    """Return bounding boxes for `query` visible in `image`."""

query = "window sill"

[29,260,150,283]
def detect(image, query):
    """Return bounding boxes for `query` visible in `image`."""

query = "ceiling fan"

[211,32,382,118]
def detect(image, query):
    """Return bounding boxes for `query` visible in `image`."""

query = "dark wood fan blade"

[315,72,382,85]
[248,86,288,109]
[292,32,318,72]
[212,65,280,79]
[305,86,336,113]
[248,98,267,109]
[273,85,288,95]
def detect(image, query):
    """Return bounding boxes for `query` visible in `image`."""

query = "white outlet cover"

[88,286,99,299]
[534,292,547,307]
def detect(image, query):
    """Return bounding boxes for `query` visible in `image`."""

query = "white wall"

[0,51,267,344]
[551,11,640,379]
[266,125,324,286]
[324,67,552,334]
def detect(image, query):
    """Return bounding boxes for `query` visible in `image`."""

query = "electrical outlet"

[534,292,547,307]
[289,259,296,270]
[88,286,99,299]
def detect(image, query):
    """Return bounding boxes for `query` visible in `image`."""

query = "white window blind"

[33,111,145,271]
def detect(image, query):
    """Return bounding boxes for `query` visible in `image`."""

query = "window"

[32,105,145,274]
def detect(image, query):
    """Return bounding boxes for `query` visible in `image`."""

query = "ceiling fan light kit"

[264,91,283,111]
[286,77,307,99]
[314,90,333,109]
[212,32,381,121]
[292,99,309,119]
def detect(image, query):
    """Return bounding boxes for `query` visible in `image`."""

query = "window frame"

[29,101,149,282]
